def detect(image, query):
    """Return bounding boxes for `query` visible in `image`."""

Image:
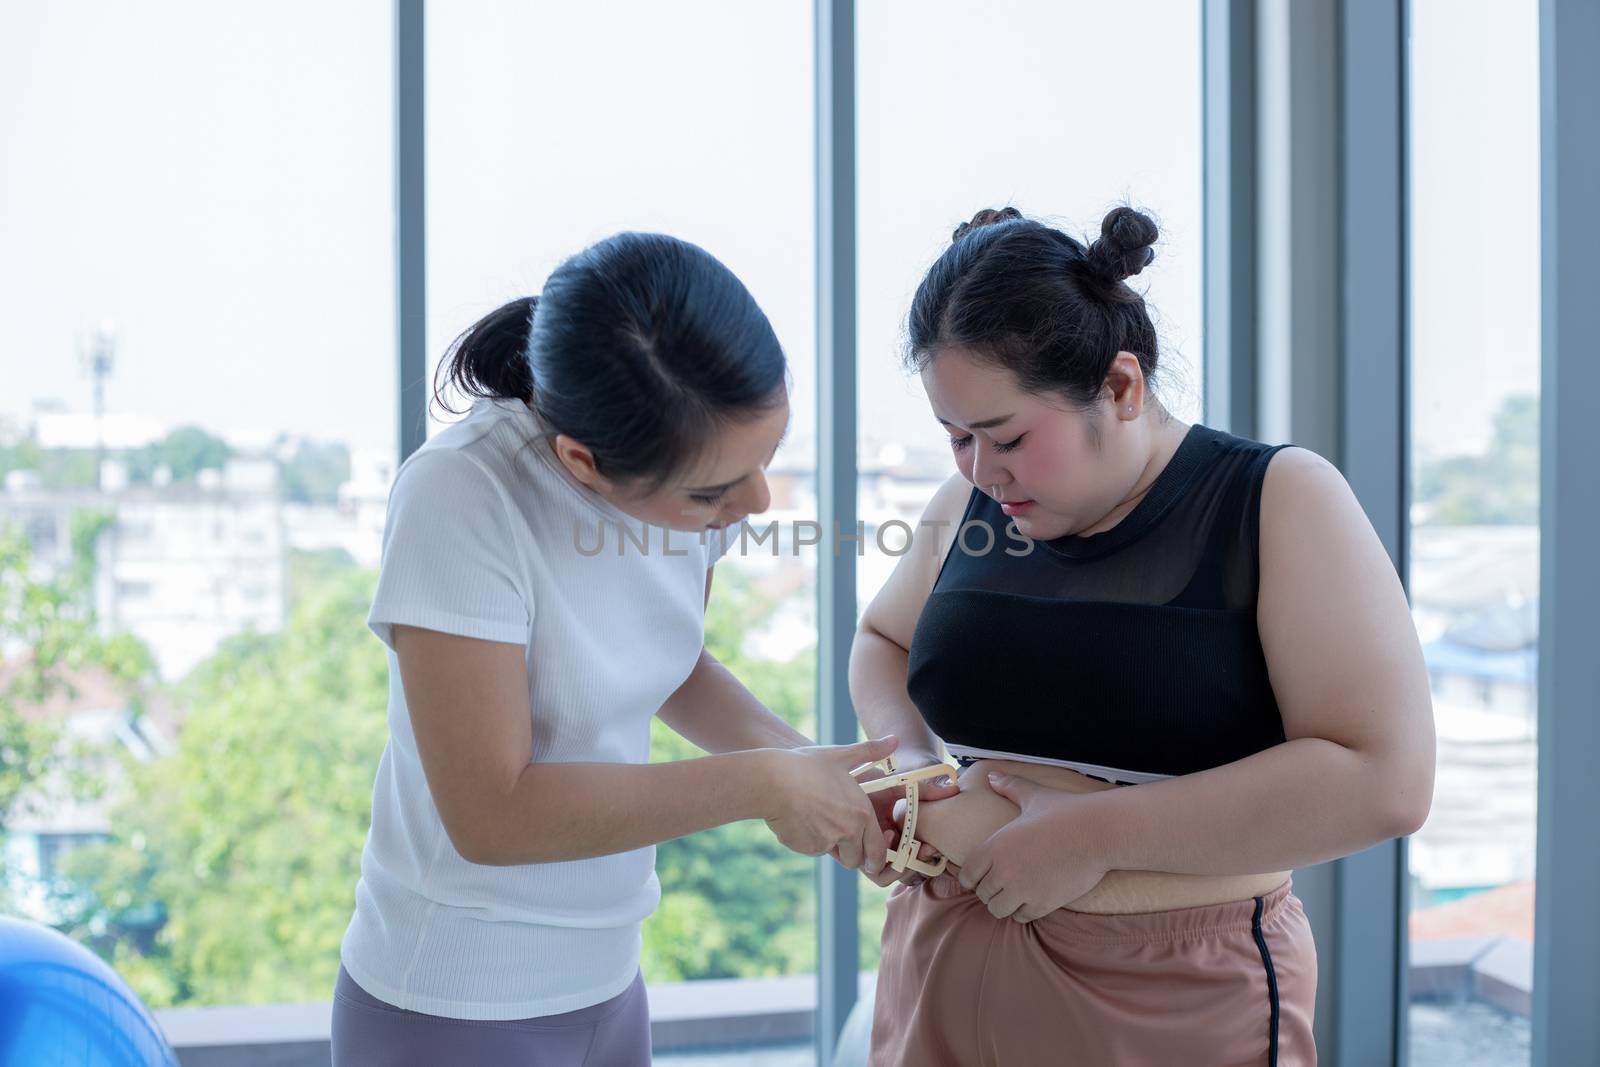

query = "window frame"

[160,0,1600,1062]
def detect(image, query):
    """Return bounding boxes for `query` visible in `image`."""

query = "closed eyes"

[949,434,1025,454]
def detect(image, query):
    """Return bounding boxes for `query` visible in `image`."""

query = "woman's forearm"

[1082,736,1429,877]
[849,627,946,762]
[656,648,812,754]
[465,749,780,866]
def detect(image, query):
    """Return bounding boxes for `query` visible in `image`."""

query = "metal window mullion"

[1532,0,1600,1063]
[814,1,859,1064]
[1202,0,1257,438]
[396,0,426,462]
[1333,2,1409,1065]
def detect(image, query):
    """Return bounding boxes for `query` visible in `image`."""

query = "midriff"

[914,758,1289,915]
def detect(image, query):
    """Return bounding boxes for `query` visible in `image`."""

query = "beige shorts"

[870,875,1316,1066]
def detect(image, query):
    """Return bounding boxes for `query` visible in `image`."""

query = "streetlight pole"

[79,325,116,491]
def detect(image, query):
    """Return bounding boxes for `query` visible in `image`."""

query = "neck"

[1078,415,1189,537]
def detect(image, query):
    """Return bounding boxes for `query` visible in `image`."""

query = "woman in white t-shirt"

[332,233,905,1066]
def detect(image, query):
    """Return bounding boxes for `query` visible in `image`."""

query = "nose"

[968,439,1011,492]
[728,469,772,522]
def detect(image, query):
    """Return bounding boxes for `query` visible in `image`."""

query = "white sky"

[1408,0,1541,462]
[0,0,1536,466]
[1,1,394,452]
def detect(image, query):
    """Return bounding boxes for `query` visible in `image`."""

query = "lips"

[998,499,1034,516]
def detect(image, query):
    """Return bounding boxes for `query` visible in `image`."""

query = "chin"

[1009,512,1065,540]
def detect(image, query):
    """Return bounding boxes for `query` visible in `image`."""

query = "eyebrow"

[683,426,789,494]
[936,413,1014,431]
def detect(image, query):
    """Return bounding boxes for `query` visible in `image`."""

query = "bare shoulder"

[1257,446,1374,563]
[857,473,974,648]
[909,473,976,580]
[1261,444,1348,505]
[922,471,976,528]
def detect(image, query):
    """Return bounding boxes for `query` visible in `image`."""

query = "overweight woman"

[850,207,1435,1066]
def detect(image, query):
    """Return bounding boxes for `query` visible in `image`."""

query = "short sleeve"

[367,449,532,651]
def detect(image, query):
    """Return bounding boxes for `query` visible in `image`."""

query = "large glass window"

[852,0,1205,972]
[1405,2,1540,1062]
[427,2,820,1049]
[0,0,395,1007]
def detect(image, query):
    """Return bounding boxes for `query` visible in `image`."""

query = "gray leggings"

[331,966,652,1066]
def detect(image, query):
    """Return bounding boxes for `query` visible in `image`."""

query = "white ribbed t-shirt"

[340,397,734,1020]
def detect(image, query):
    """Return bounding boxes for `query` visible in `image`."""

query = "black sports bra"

[906,424,1290,785]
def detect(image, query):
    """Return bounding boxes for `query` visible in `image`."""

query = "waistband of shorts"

[918,874,1296,945]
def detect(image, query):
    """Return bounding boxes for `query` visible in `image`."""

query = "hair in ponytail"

[434,296,539,413]
[432,233,787,490]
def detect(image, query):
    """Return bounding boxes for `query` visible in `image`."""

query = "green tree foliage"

[69,510,117,595]
[644,567,832,982]
[277,438,352,506]
[1,423,233,491]
[124,426,231,485]
[1415,394,1538,525]
[0,416,49,487]
[0,439,96,490]
[3,423,353,501]
[60,559,388,1006]
[0,523,152,906]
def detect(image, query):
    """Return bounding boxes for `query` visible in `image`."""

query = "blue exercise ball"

[0,915,177,1066]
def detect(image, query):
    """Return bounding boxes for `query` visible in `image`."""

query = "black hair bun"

[1087,206,1158,282]
[952,206,1023,243]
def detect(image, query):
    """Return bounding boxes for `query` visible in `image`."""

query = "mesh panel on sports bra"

[906,424,1290,780]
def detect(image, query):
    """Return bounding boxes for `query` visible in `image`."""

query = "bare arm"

[847,476,974,881]
[655,568,813,754]
[393,624,897,868]
[850,473,973,766]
